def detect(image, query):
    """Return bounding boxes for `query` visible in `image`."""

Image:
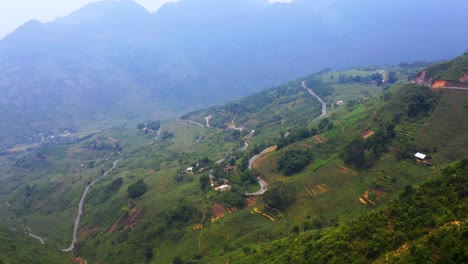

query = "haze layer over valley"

[0,0,467,148]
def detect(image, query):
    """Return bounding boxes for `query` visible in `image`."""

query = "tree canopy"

[127,179,148,199]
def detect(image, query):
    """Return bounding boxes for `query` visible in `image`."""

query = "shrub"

[127,179,148,199]
[278,149,313,175]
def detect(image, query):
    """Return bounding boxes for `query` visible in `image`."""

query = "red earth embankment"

[431,79,468,89]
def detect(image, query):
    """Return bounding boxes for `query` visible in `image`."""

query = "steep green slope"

[232,160,468,263]
[415,89,468,163]
[0,227,68,264]
[180,80,322,132]
[181,67,390,142]
[423,51,468,81]
[72,66,450,263]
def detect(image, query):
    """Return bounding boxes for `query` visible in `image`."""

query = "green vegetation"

[0,54,466,263]
[127,179,148,199]
[181,78,323,137]
[277,149,313,175]
[138,121,162,133]
[337,72,383,86]
[234,160,468,263]
[0,228,68,263]
[106,178,123,194]
[424,51,468,81]
[263,182,296,209]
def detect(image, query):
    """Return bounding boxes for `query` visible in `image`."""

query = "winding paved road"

[245,177,268,196]
[301,81,327,118]
[62,158,122,252]
[248,146,275,170]
[245,146,277,196]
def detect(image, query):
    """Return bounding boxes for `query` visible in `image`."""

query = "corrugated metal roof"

[415,152,427,160]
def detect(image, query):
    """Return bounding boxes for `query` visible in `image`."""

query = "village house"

[414,152,427,160]
[224,165,235,173]
[214,184,232,192]
[361,129,375,139]
[414,152,433,166]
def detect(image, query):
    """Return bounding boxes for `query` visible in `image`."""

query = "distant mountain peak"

[53,0,150,25]
[1,19,44,42]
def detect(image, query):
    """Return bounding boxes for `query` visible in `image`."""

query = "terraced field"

[296,183,332,198]
[415,90,468,163]
[154,174,175,190]
[395,121,424,143]
[251,206,284,222]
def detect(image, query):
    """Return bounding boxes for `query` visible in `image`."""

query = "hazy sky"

[0,0,292,39]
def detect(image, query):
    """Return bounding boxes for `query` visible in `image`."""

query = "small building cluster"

[185,159,211,174]
[209,168,233,192]
[223,165,235,173]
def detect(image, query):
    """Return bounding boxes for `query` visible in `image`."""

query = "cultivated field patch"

[250,206,284,222]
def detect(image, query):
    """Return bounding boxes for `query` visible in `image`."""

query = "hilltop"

[414,51,468,89]
[0,52,466,263]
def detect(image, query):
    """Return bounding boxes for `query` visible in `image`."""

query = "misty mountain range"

[0,0,467,147]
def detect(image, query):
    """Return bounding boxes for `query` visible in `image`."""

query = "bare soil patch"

[78,225,93,240]
[340,165,358,176]
[70,256,87,264]
[245,197,257,208]
[193,223,203,230]
[108,207,145,234]
[314,135,326,144]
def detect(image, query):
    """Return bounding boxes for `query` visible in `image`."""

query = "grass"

[415,90,468,164]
